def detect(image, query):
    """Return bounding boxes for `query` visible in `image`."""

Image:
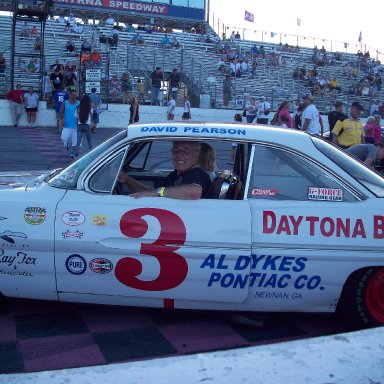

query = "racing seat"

[206,173,240,199]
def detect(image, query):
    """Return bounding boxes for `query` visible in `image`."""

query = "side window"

[89,152,125,194]
[247,144,358,202]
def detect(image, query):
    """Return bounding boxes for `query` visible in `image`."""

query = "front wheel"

[339,267,384,328]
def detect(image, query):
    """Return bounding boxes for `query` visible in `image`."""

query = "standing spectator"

[150,67,163,106]
[222,75,233,107]
[301,94,322,136]
[167,94,176,120]
[105,14,115,26]
[67,13,76,27]
[41,71,51,101]
[373,115,382,144]
[64,22,72,33]
[52,84,69,132]
[168,68,180,101]
[30,25,38,37]
[34,36,41,51]
[275,100,293,128]
[5,84,24,127]
[256,96,270,125]
[75,93,92,157]
[89,87,101,133]
[294,103,306,130]
[59,89,80,158]
[129,95,139,124]
[65,37,76,52]
[0,52,6,75]
[121,72,132,104]
[80,38,91,53]
[370,100,379,116]
[137,78,145,103]
[374,73,382,92]
[109,26,119,49]
[73,22,84,34]
[332,102,365,148]
[182,96,191,120]
[20,21,30,38]
[327,101,348,141]
[50,67,64,93]
[23,86,39,128]
[244,97,257,123]
[363,117,377,144]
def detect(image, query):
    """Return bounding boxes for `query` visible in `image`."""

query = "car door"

[54,143,252,307]
[247,143,373,313]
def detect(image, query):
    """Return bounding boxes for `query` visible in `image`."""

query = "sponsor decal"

[140,126,247,136]
[24,207,46,225]
[308,187,343,201]
[251,188,277,197]
[92,215,107,226]
[62,230,84,239]
[0,249,37,277]
[65,254,87,275]
[62,211,85,226]
[89,258,113,274]
[0,230,27,244]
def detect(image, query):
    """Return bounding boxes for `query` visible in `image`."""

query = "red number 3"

[115,208,188,291]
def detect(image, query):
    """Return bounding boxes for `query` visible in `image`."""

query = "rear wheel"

[339,267,384,328]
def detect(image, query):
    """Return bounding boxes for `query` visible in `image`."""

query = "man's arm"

[130,184,202,200]
[302,118,311,132]
[58,102,65,131]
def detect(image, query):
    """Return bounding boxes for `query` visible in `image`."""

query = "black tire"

[339,267,384,329]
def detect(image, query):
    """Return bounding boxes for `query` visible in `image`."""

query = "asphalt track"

[0,124,359,374]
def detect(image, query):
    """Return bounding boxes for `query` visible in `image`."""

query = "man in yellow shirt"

[332,101,365,148]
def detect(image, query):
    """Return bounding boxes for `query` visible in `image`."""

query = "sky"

[209,0,383,60]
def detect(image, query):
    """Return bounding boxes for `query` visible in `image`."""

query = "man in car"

[118,141,211,199]
[346,143,384,166]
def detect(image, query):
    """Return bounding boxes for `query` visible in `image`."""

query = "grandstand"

[0,0,381,115]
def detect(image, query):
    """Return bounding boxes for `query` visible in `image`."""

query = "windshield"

[312,137,384,197]
[46,130,127,189]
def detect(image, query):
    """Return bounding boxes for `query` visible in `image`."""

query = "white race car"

[1,123,384,328]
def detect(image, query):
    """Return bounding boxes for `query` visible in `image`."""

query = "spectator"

[370,100,379,116]
[327,101,348,141]
[64,22,72,33]
[30,25,38,37]
[346,143,384,166]
[150,67,163,106]
[274,100,293,128]
[110,75,121,100]
[129,95,139,124]
[168,68,180,101]
[126,23,135,33]
[182,95,191,120]
[52,84,69,131]
[90,49,101,67]
[256,96,270,125]
[132,32,145,45]
[50,67,64,93]
[373,115,382,144]
[329,77,341,91]
[23,86,39,127]
[217,57,226,72]
[105,14,115,26]
[301,94,322,135]
[59,89,80,158]
[222,75,233,107]
[251,59,257,78]
[167,94,176,120]
[57,15,66,24]
[374,73,382,92]
[6,84,24,127]
[363,117,376,144]
[171,36,180,48]
[160,34,172,48]
[332,102,365,148]
[240,58,249,76]
[20,21,30,38]
[34,36,41,51]
[80,38,91,53]
[235,31,241,39]
[75,93,93,157]
[26,58,36,74]
[313,82,323,98]
[18,57,26,73]
[89,87,101,133]
[230,58,241,77]
[67,13,76,27]
[64,69,77,91]
[259,45,266,59]
[294,103,305,130]
[73,22,83,34]
[65,38,76,52]
[41,71,51,101]
[121,72,132,104]
[244,97,257,123]
[109,26,119,48]
[0,52,6,75]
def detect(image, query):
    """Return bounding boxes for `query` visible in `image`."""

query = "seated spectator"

[132,32,145,45]
[20,21,30,38]
[64,69,77,90]
[329,77,341,91]
[259,45,266,58]
[90,50,101,67]
[217,57,226,72]
[351,65,358,78]
[374,73,382,92]
[105,14,115,26]
[160,34,172,48]
[145,24,153,34]
[370,100,379,116]
[126,23,135,33]
[313,82,323,98]
[80,52,90,64]
[67,13,76,27]
[251,59,257,78]
[251,44,259,57]
[373,115,382,144]
[171,36,180,48]
[64,22,72,33]
[30,25,38,37]
[364,117,376,144]
[57,15,66,24]
[26,58,36,74]
[65,38,76,52]
[73,22,83,34]
[81,38,92,53]
[18,57,26,72]
[230,58,241,77]
[34,36,41,51]
[110,75,121,100]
